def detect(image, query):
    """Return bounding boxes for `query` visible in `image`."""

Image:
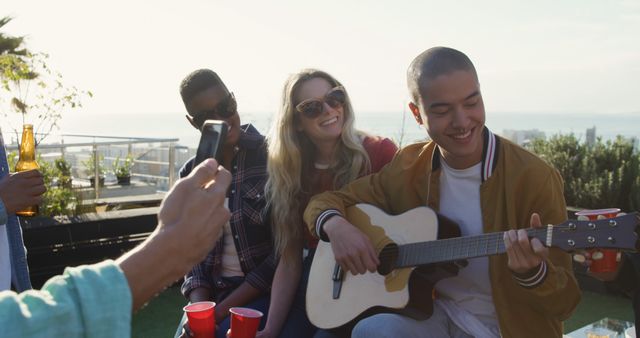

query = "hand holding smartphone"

[194,120,228,167]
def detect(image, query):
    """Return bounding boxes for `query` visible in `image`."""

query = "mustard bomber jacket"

[304,128,581,338]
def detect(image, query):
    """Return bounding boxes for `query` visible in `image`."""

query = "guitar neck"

[396,228,548,268]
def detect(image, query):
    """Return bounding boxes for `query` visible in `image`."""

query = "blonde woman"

[257,69,397,338]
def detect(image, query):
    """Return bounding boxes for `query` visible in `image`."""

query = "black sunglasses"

[295,86,346,119]
[192,92,237,127]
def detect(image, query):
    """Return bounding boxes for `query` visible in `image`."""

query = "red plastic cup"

[184,301,216,338]
[228,307,263,338]
[575,208,622,273]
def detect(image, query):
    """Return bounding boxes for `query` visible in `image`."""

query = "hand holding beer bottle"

[0,169,45,215]
[12,124,44,217]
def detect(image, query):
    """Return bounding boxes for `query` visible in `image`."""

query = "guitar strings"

[371,224,637,264]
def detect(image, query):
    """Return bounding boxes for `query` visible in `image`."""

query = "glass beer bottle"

[15,124,39,217]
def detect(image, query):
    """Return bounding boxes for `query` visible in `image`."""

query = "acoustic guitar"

[306,204,639,329]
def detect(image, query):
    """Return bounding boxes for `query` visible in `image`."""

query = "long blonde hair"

[265,69,371,262]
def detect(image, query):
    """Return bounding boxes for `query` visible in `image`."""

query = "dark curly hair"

[179,69,227,114]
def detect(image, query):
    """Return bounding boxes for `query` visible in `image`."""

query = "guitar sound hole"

[378,243,399,275]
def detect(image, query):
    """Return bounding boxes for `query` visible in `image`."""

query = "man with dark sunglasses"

[176,69,275,338]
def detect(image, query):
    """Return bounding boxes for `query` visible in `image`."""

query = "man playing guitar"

[304,47,581,338]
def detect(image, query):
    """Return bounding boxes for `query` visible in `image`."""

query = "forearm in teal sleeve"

[0,260,132,338]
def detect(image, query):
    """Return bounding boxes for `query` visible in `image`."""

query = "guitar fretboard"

[395,228,548,268]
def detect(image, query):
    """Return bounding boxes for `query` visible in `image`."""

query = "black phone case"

[194,120,228,167]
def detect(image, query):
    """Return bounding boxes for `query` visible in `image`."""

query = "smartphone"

[194,120,228,167]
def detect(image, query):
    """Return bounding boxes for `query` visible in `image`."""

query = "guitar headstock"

[549,212,639,252]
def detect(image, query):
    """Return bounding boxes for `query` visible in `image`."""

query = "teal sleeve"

[0,260,132,338]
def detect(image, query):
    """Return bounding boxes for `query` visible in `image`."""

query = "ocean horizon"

[4,111,639,149]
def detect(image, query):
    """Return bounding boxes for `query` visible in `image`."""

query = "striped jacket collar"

[430,126,500,182]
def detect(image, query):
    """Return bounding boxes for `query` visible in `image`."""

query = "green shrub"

[6,151,82,217]
[113,154,134,178]
[37,155,82,217]
[6,151,17,170]
[54,157,72,188]
[528,134,640,211]
[82,152,105,177]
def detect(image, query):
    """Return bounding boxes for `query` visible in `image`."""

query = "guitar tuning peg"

[591,251,604,260]
[573,254,586,263]
[577,215,589,221]
[597,215,606,220]
[616,212,626,217]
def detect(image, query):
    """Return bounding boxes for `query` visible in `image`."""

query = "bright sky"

[3,0,640,120]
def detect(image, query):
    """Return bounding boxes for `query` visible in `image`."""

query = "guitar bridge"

[332,263,344,299]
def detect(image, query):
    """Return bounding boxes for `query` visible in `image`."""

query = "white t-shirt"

[0,223,11,290]
[435,158,498,330]
[221,199,244,277]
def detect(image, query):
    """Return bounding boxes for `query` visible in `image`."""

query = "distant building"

[501,129,546,146]
[585,126,596,147]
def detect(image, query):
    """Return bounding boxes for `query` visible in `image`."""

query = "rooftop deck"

[130,287,635,337]
[9,134,637,336]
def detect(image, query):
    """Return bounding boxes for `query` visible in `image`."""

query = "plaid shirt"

[180,124,275,298]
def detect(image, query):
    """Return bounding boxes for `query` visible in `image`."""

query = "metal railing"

[6,134,194,199]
